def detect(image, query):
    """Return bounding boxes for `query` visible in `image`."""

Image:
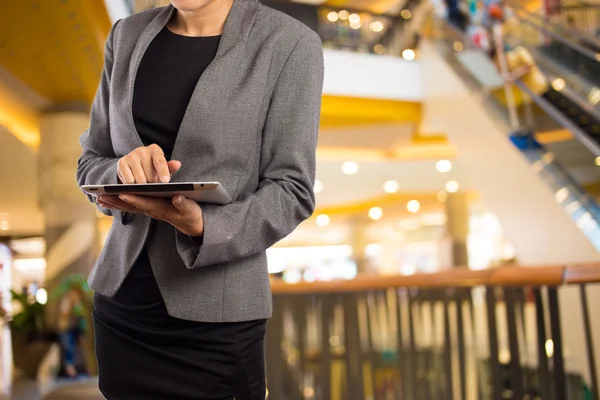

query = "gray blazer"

[76,0,324,322]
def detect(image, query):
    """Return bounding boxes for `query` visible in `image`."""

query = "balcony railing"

[266,265,600,399]
[126,0,425,58]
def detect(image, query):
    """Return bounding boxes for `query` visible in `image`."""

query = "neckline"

[164,26,223,39]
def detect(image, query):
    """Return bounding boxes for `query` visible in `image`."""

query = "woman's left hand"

[98,194,204,236]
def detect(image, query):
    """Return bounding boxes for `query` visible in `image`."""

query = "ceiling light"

[402,49,416,61]
[35,288,48,305]
[349,13,361,24]
[399,263,416,275]
[350,21,362,29]
[595,156,600,166]
[436,190,448,203]
[445,180,459,193]
[407,200,420,213]
[314,180,323,193]
[10,237,45,255]
[369,207,383,220]
[437,191,448,202]
[421,213,447,226]
[303,387,315,398]
[435,159,452,173]
[552,78,566,91]
[369,21,384,32]
[365,243,382,257]
[383,180,399,193]
[398,219,421,230]
[327,11,339,22]
[342,161,359,175]
[316,214,330,227]
[453,41,464,51]
[0,221,8,231]
[555,187,569,204]
[401,9,412,19]
[589,88,600,105]
[545,339,554,358]
[338,10,349,20]
[14,258,46,272]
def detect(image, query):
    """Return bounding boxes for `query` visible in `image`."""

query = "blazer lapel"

[169,0,260,174]
[124,5,173,151]
[124,0,260,153]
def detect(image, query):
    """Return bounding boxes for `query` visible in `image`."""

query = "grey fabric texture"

[76,0,324,322]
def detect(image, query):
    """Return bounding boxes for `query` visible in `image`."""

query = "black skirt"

[93,249,267,400]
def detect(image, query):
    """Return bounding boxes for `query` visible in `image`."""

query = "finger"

[167,160,182,174]
[99,196,142,214]
[119,194,166,214]
[141,151,158,183]
[117,159,135,184]
[149,146,170,183]
[129,159,147,184]
[97,201,129,214]
[172,195,196,215]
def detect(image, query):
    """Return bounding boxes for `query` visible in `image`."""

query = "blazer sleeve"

[76,21,121,216]
[176,31,324,269]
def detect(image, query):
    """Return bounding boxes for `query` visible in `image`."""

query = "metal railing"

[266,265,600,399]
[557,0,600,40]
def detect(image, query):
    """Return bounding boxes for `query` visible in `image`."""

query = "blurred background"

[2,0,600,399]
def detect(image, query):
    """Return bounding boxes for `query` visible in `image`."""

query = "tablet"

[81,182,232,205]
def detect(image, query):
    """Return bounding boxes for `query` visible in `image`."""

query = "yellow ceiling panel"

[0,78,40,149]
[325,0,406,14]
[0,0,111,104]
[313,192,445,218]
[321,95,421,128]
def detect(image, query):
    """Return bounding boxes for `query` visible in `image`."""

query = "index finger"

[150,147,170,183]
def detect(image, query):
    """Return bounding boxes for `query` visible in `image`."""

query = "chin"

[170,0,214,11]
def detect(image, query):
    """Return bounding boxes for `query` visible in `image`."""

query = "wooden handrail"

[270,264,600,294]
[565,264,600,284]
[488,266,565,287]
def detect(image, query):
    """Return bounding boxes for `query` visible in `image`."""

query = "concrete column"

[445,193,470,268]
[349,221,371,274]
[38,111,99,289]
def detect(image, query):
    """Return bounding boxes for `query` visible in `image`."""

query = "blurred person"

[501,45,548,96]
[57,286,87,378]
[445,0,469,31]
[76,0,323,398]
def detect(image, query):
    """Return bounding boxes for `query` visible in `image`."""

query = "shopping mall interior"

[2,0,600,398]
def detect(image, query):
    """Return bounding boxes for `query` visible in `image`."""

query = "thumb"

[168,160,182,174]
[172,195,195,213]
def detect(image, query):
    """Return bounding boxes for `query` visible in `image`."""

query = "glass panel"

[430,18,600,250]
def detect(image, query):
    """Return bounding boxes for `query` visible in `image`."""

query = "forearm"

[177,177,315,269]
[76,150,119,210]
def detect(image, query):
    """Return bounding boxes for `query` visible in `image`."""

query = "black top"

[133,28,221,159]
[114,28,220,306]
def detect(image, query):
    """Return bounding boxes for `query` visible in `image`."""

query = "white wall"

[419,40,600,387]
[323,49,422,101]
[103,0,132,22]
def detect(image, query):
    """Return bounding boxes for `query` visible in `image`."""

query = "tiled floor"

[12,378,41,400]
[12,377,100,400]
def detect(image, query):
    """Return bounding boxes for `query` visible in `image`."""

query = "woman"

[76,0,324,398]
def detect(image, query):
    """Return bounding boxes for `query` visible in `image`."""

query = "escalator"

[430,13,600,250]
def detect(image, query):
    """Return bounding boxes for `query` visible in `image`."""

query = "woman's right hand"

[117,144,181,184]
